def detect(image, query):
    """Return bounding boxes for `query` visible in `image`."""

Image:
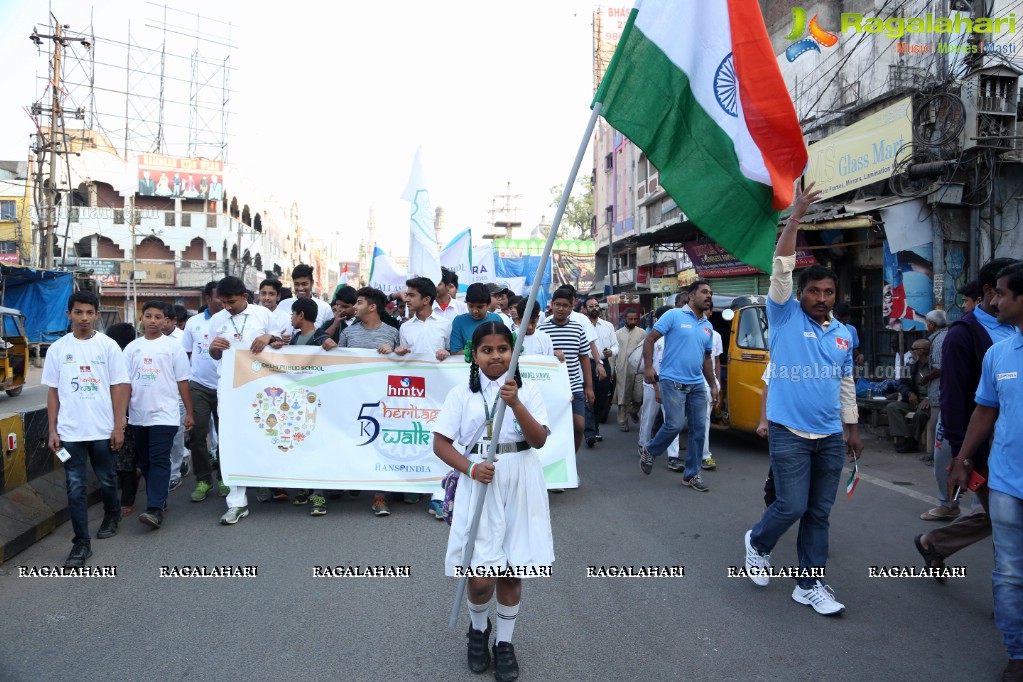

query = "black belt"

[470,441,530,454]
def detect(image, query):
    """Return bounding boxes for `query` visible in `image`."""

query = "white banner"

[368,246,408,295]
[469,245,496,286]
[496,276,527,296]
[440,228,472,292]
[218,348,578,491]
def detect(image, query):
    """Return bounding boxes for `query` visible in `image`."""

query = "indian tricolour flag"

[846,458,860,498]
[594,0,807,274]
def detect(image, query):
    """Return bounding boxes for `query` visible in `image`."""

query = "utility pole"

[29,21,91,270]
[46,23,62,272]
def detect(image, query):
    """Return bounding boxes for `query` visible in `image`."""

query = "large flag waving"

[594,0,807,274]
[367,246,408,295]
[439,227,472,292]
[402,147,443,282]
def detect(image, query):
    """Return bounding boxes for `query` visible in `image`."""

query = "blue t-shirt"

[448,312,503,353]
[974,329,1023,499]
[766,297,853,435]
[652,306,712,384]
[846,323,859,351]
[975,305,1016,344]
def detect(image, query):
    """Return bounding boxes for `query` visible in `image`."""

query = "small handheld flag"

[846,458,860,498]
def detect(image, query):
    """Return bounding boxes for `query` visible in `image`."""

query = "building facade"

[21,129,328,321]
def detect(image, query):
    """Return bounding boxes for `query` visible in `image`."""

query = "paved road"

[0,365,48,414]
[0,416,1004,681]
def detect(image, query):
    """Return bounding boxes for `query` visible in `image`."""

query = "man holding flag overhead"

[742,182,862,616]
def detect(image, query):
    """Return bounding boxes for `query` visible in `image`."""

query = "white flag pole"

[448,102,603,629]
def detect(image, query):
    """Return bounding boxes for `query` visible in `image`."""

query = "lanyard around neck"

[229,313,248,338]
[481,385,500,439]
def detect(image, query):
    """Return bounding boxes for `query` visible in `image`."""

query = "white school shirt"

[589,317,619,360]
[42,332,130,442]
[181,311,220,390]
[168,327,184,341]
[399,313,452,354]
[124,334,192,426]
[208,305,274,378]
[432,297,468,322]
[521,329,554,356]
[434,373,549,448]
[273,297,332,335]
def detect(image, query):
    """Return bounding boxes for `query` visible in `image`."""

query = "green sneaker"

[309,495,327,516]
[293,489,312,505]
[217,480,230,497]
[191,481,212,502]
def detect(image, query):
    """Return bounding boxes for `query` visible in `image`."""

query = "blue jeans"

[750,423,845,589]
[132,425,178,512]
[63,439,120,546]
[990,489,1023,660]
[646,380,707,479]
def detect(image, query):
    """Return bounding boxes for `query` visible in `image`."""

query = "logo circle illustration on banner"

[252,386,321,452]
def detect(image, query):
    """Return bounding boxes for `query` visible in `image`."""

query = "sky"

[0,0,603,260]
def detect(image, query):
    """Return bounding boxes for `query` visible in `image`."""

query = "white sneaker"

[744,530,771,586]
[219,506,249,525]
[792,580,845,616]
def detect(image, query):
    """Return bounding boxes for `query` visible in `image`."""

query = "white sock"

[495,602,519,644]
[467,598,490,632]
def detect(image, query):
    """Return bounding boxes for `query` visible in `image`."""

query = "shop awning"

[795,195,911,229]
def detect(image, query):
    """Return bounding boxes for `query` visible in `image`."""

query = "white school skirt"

[445,448,555,577]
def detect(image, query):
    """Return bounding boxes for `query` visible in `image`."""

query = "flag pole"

[448,102,604,629]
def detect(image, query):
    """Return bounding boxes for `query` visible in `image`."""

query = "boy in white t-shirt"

[124,301,194,530]
[516,298,559,359]
[42,291,130,568]
[207,276,275,525]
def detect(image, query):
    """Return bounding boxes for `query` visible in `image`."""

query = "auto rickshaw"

[707,295,770,434]
[0,306,29,397]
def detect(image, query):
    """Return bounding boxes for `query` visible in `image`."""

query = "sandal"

[914,534,946,584]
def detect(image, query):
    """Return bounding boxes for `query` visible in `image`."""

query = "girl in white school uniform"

[433,321,553,682]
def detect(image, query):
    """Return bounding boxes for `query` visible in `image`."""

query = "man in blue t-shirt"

[741,182,862,618]
[948,263,1023,680]
[639,280,717,491]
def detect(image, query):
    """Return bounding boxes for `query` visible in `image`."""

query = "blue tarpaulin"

[1,265,73,343]
[496,255,553,311]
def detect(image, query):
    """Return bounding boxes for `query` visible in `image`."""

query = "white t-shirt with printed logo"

[181,312,220,390]
[208,304,274,379]
[124,334,192,426]
[42,332,130,442]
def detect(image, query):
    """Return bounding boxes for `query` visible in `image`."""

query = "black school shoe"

[96,513,120,539]
[64,541,92,568]
[467,619,492,673]
[139,509,164,529]
[493,641,519,682]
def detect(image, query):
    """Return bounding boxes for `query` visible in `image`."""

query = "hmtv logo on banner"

[387,375,426,398]
[785,7,839,62]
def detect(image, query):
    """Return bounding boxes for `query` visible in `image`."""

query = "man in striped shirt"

[538,287,594,452]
